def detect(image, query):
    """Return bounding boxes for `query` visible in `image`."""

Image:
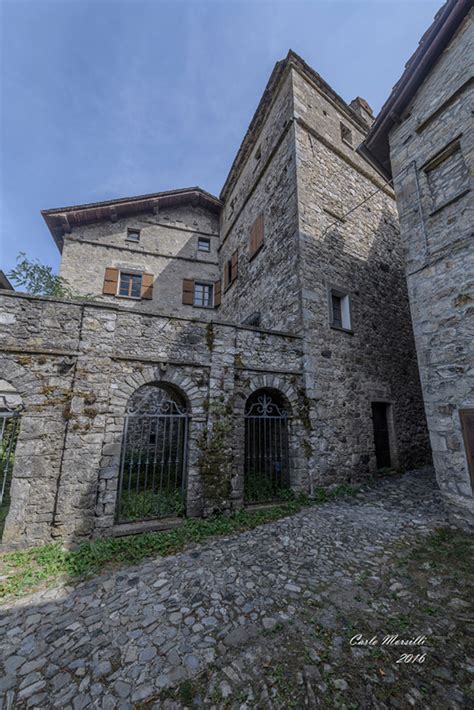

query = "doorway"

[371,402,392,469]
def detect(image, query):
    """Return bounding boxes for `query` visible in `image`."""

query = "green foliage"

[197,400,233,514]
[205,322,215,351]
[8,252,74,297]
[244,470,295,504]
[118,489,185,521]
[0,482,360,599]
[7,252,95,300]
[408,527,474,575]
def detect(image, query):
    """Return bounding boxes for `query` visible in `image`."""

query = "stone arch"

[95,363,209,534]
[230,374,308,507]
[232,373,300,418]
[114,380,190,524]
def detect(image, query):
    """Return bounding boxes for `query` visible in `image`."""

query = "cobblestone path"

[1,469,473,709]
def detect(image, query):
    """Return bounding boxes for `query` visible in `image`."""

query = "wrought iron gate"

[116,389,189,523]
[244,391,290,503]
[1,409,21,536]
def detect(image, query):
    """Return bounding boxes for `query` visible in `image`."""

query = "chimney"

[349,97,374,127]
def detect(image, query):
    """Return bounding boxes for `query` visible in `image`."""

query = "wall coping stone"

[0,291,303,340]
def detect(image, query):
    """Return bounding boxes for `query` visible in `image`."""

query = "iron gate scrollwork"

[244,390,291,503]
[116,385,189,522]
[1,405,22,537]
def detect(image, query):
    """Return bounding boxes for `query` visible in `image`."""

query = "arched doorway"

[0,380,23,539]
[244,388,291,503]
[116,383,189,522]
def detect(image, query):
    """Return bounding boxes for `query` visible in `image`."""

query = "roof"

[362,0,472,178]
[0,271,14,291]
[42,187,222,252]
[220,49,373,201]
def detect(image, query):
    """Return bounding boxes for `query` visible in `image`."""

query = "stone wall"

[59,204,220,319]
[388,10,473,527]
[291,66,432,484]
[218,70,302,332]
[0,291,306,546]
[217,57,431,492]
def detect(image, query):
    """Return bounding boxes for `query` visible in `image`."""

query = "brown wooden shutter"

[255,214,264,252]
[141,273,154,300]
[223,262,230,290]
[231,250,238,282]
[214,279,221,307]
[103,267,119,295]
[249,214,264,258]
[182,278,195,305]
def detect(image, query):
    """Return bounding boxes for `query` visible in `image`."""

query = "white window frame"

[118,270,142,300]
[329,287,352,332]
[126,228,141,243]
[193,281,214,309]
[197,237,211,253]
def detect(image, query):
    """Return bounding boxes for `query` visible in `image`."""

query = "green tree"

[8,252,74,297]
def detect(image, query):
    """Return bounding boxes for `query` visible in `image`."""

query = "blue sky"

[1,0,441,277]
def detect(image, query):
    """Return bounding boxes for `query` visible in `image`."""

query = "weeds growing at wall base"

[0,483,360,599]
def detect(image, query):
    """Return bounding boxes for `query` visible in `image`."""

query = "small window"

[198,237,210,252]
[423,138,469,213]
[118,272,142,298]
[194,282,214,308]
[340,123,352,147]
[126,228,140,242]
[225,259,232,287]
[329,289,352,331]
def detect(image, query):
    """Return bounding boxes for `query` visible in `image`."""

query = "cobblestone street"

[1,469,473,709]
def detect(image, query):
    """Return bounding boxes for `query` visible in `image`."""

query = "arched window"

[0,380,23,539]
[116,383,189,523]
[244,388,290,503]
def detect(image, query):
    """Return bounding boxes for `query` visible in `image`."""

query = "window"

[119,272,142,298]
[198,237,210,252]
[194,282,213,308]
[329,289,352,331]
[225,259,232,287]
[224,250,238,290]
[340,123,352,147]
[423,137,469,213]
[126,228,140,242]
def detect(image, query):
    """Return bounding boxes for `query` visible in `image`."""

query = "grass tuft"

[0,484,360,600]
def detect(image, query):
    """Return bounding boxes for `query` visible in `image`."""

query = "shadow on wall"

[301,203,432,479]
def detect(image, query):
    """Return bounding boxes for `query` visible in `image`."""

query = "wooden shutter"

[223,262,230,290]
[182,278,195,305]
[249,214,264,258]
[103,267,119,295]
[141,273,154,300]
[231,250,238,282]
[214,279,221,307]
[255,214,264,252]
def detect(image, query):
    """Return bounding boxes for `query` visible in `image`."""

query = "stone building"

[363,0,473,528]
[0,51,431,546]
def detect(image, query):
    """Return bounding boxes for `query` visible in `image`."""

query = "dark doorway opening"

[371,402,391,469]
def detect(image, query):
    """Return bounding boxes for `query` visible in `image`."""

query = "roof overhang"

[42,187,222,252]
[363,0,472,179]
[0,271,14,291]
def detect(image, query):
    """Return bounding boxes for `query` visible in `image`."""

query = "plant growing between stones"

[197,399,234,515]
[205,322,215,351]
